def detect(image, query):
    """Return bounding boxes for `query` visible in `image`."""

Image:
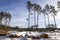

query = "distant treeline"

[0,25,59,32]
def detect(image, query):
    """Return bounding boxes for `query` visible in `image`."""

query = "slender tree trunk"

[8,20,10,26]
[28,10,30,28]
[47,14,50,27]
[0,20,2,25]
[5,18,7,26]
[53,14,57,28]
[6,19,7,26]
[0,17,2,25]
[44,14,46,28]
[28,10,31,33]
[8,21,9,26]
[34,10,36,27]
[37,13,39,28]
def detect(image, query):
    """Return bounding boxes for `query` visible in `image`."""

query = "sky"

[0,0,60,28]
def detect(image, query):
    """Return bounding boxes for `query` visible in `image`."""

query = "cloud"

[10,17,27,27]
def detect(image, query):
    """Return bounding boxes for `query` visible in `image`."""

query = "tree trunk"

[0,17,2,25]
[28,10,30,28]
[44,14,46,28]
[8,21,9,26]
[0,20,2,25]
[53,14,57,28]
[28,10,31,34]
[37,13,39,28]
[47,14,50,27]
[8,19,10,26]
[34,10,36,27]
[4,18,7,26]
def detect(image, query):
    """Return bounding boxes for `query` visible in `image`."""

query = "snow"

[8,31,60,40]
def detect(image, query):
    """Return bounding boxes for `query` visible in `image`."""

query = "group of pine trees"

[27,1,57,29]
[0,11,11,26]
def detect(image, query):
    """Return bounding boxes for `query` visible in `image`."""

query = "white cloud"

[10,17,27,27]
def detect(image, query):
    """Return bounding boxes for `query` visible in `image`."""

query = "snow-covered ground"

[46,32,60,40]
[27,32,60,40]
[0,31,60,40]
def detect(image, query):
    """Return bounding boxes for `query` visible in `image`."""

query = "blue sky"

[0,0,60,28]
